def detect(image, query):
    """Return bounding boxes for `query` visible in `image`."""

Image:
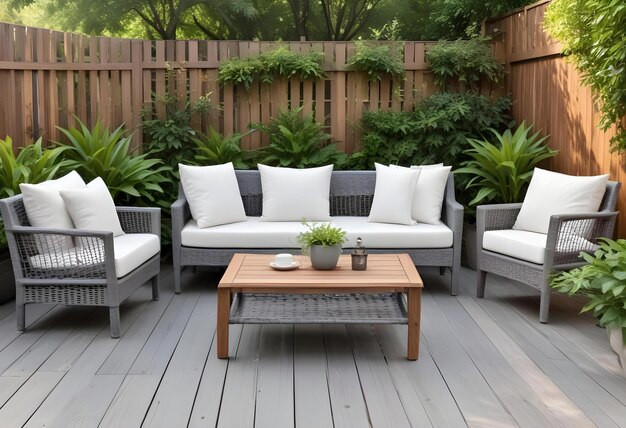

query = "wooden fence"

[0,22,441,153]
[486,0,626,237]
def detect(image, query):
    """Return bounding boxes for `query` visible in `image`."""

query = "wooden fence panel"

[486,0,626,237]
[0,23,443,156]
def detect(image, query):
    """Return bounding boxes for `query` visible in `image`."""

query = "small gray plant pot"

[310,244,342,270]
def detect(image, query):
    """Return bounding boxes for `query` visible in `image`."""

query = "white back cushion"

[513,168,609,234]
[368,163,420,225]
[391,164,451,224]
[19,171,86,253]
[258,164,333,222]
[60,177,124,237]
[179,163,247,228]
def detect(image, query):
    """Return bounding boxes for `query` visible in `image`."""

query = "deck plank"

[349,325,413,428]
[217,324,263,428]
[142,290,216,428]
[254,325,295,428]
[293,325,334,428]
[323,324,371,428]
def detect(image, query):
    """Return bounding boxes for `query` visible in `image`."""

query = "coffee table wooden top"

[218,253,423,292]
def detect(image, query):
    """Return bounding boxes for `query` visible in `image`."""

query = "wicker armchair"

[0,195,161,338]
[476,181,620,323]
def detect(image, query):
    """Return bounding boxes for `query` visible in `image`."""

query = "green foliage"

[0,137,67,248]
[351,93,512,169]
[218,47,324,89]
[551,238,626,340]
[56,119,170,204]
[297,221,347,254]
[254,108,347,168]
[426,38,504,91]
[142,84,212,170]
[455,122,557,205]
[545,0,626,152]
[192,128,252,169]
[346,41,405,81]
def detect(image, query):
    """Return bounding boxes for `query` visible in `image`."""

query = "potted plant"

[0,137,67,303]
[455,122,557,269]
[298,221,347,270]
[551,238,626,376]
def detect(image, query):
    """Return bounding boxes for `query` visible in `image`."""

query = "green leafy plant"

[426,37,505,92]
[56,119,170,204]
[0,137,68,248]
[297,221,347,254]
[192,128,253,169]
[545,0,626,152]
[551,238,626,343]
[346,41,405,81]
[142,88,212,170]
[254,108,347,168]
[455,122,558,205]
[351,92,512,169]
[218,46,324,89]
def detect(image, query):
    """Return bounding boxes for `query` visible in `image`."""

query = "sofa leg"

[539,286,551,324]
[450,268,459,296]
[477,270,487,298]
[16,303,25,331]
[109,306,121,338]
[439,266,446,276]
[174,266,182,294]
[151,274,160,301]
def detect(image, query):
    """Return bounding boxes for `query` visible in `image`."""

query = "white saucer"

[270,261,301,271]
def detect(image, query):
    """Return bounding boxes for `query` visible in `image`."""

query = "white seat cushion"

[334,217,453,248]
[181,216,453,249]
[483,229,595,265]
[29,233,160,278]
[112,234,160,278]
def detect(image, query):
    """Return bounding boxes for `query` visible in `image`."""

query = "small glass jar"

[351,237,368,271]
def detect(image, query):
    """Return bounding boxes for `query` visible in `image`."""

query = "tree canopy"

[0,0,533,41]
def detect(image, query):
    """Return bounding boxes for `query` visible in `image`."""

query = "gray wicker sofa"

[171,170,464,294]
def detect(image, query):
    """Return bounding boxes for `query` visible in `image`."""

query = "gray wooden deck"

[0,264,624,428]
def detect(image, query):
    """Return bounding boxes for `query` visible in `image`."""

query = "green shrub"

[142,92,212,170]
[426,38,504,91]
[192,128,253,169]
[351,93,512,169]
[254,108,347,168]
[346,41,405,81]
[551,238,626,338]
[218,47,324,89]
[57,119,170,205]
[0,137,68,248]
[455,122,557,205]
[545,0,626,152]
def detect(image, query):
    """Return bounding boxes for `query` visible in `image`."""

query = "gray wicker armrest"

[171,198,190,243]
[546,211,618,268]
[476,203,522,232]
[443,193,464,234]
[6,226,115,281]
[116,206,161,237]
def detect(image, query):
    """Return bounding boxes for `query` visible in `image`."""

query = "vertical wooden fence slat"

[130,39,143,149]
[205,40,220,132]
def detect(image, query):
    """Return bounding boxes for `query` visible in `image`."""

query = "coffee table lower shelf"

[229,292,409,324]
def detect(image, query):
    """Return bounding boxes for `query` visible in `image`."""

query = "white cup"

[274,253,294,267]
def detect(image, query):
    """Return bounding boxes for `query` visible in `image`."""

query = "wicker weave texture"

[230,292,408,324]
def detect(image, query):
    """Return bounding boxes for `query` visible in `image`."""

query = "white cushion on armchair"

[513,168,608,234]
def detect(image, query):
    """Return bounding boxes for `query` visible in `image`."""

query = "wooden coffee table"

[217,253,423,360]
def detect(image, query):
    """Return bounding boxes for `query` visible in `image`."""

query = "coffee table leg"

[217,288,230,359]
[407,288,421,360]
